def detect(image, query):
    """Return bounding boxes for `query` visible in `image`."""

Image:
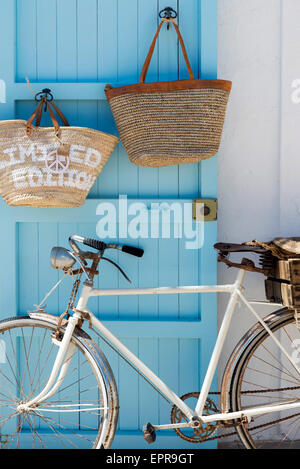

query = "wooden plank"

[117,0,139,199]
[136,0,159,197]
[12,82,129,100]
[57,0,77,81]
[98,0,118,82]
[157,0,179,197]
[118,338,139,430]
[76,100,98,197]
[18,223,39,314]
[97,320,204,338]
[138,338,159,430]
[179,339,200,396]
[36,0,57,81]
[57,222,78,316]
[37,223,59,314]
[77,0,98,81]
[158,339,179,424]
[16,0,36,82]
[0,198,188,221]
[177,0,200,200]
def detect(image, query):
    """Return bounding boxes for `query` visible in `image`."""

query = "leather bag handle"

[26,99,70,136]
[140,18,194,84]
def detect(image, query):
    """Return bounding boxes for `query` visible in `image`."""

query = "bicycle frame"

[23,268,300,432]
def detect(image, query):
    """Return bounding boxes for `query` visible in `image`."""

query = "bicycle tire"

[0,315,118,449]
[228,308,300,449]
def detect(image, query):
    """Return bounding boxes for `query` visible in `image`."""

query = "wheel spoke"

[232,316,300,448]
[0,319,111,449]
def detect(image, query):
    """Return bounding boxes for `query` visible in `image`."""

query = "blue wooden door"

[0,0,218,449]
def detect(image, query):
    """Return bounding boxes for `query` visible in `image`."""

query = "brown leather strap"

[35,99,44,127]
[26,100,44,135]
[140,18,194,84]
[26,99,69,136]
[49,100,70,127]
[47,101,60,134]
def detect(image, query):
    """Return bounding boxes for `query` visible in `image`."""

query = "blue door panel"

[0,0,218,449]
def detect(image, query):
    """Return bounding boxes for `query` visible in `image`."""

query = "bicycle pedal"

[142,422,156,444]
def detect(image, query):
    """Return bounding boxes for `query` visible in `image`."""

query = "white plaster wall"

[217,0,300,386]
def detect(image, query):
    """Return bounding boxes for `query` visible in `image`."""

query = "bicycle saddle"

[214,242,267,254]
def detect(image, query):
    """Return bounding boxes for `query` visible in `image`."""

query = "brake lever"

[102,257,131,283]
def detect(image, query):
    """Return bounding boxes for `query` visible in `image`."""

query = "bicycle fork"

[16,312,80,413]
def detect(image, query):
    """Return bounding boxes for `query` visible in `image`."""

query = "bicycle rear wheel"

[0,315,118,449]
[229,309,300,449]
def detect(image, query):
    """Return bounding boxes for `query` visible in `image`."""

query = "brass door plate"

[193,199,218,222]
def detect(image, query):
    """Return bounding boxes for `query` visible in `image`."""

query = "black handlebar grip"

[122,245,144,258]
[83,237,107,251]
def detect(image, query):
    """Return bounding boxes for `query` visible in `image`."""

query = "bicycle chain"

[205,386,300,442]
[90,326,300,443]
[204,411,300,443]
[172,388,300,443]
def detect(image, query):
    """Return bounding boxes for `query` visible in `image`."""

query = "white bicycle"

[1,235,300,449]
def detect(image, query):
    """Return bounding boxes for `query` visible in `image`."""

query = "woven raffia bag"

[105,18,232,167]
[0,98,118,207]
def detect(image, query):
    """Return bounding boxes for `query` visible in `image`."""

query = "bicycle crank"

[170,393,220,443]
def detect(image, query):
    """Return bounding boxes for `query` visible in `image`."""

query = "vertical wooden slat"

[16,0,37,82]
[97,0,119,196]
[77,101,99,198]
[117,1,139,321]
[18,223,39,313]
[57,222,78,316]
[157,0,179,197]
[98,0,118,82]
[178,0,200,199]
[158,237,179,318]
[138,338,159,429]
[158,339,179,424]
[199,2,218,438]
[118,338,139,430]
[36,0,57,81]
[38,223,59,314]
[179,339,200,396]
[77,0,98,81]
[178,233,198,320]
[117,0,139,198]
[137,0,159,197]
[96,100,119,197]
[57,0,77,81]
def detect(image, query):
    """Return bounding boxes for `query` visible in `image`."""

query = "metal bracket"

[193,199,218,222]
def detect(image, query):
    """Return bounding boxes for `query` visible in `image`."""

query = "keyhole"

[202,205,211,217]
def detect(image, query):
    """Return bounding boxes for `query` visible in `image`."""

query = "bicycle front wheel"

[0,315,118,449]
[229,308,300,449]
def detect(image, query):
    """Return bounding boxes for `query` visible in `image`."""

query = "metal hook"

[35,88,54,111]
[159,7,177,29]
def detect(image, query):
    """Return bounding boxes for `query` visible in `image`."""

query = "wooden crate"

[273,259,300,283]
[265,278,300,307]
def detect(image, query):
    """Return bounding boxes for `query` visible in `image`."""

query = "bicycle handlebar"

[69,235,144,258]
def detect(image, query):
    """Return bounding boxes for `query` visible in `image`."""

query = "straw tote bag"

[0,98,118,207]
[105,18,232,167]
